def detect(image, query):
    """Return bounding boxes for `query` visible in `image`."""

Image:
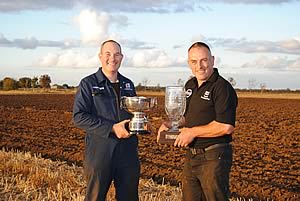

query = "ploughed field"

[0,94,299,200]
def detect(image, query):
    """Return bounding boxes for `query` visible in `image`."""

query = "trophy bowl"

[121,96,157,135]
[158,86,186,144]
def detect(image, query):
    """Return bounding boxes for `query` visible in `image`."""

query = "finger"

[122,119,131,124]
[174,138,179,147]
[124,130,130,136]
[122,133,130,139]
[162,121,171,128]
[179,127,185,132]
[159,126,169,133]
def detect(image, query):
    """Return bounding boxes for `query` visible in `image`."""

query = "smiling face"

[188,46,215,86]
[98,40,123,78]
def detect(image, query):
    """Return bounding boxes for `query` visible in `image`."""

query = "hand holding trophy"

[158,86,186,144]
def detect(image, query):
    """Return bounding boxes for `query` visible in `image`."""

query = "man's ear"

[98,53,101,60]
[211,56,215,66]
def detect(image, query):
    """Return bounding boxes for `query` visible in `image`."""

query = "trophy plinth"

[158,86,186,145]
[158,130,179,145]
[121,96,157,135]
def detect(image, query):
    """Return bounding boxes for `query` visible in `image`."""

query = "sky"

[0,0,300,89]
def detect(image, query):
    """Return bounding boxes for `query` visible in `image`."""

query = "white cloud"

[76,10,110,45]
[0,0,73,12]
[0,9,150,50]
[241,55,300,71]
[210,0,298,4]
[279,39,300,50]
[1,0,297,13]
[214,56,222,66]
[122,39,156,50]
[35,53,59,67]
[33,50,98,68]
[0,0,201,13]
[208,37,300,55]
[75,10,139,47]
[289,57,300,71]
[0,33,12,46]
[0,33,80,49]
[33,48,186,69]
[125,49,186,68]
[191,34,207,44]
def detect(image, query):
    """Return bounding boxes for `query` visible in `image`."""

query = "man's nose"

[195,61,204,69]
[109,55,116,61]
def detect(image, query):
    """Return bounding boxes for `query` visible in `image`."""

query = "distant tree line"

[135,77,299,93]
[0,74,55,90]
[1,75,298,92]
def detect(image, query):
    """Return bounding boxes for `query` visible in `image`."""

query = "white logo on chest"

[186,89,192,98]
[124,82,133,90]
[201,91,211,100]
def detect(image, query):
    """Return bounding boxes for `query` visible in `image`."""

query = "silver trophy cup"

[121,96,157,135]
[158,86,186,144]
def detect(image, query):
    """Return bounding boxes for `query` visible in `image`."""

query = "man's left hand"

[174,127,195,147]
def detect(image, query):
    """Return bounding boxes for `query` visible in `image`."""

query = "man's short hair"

[188,42,211,53]
[100,40,122,54]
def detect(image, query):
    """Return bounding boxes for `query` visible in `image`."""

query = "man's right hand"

[112,119,131,139]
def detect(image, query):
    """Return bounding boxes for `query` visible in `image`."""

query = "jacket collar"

[191,68,219,88]
[95,67,125,84]
[207,68,219,83]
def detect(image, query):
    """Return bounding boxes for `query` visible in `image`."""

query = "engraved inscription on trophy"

[158,86,186,144]
[121,96,157,135]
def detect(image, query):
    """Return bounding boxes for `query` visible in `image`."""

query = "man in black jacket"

[73,40,139,201]
[158,42,238,201]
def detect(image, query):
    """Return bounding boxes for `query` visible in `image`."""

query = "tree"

[31,76,39,88]
[0,80,3,89]
[135,83,143,91]
[260,83,267,93]
[39,74,51,88]
[62,84,69,89]
[3,77,18,90]
[19,77,32,88]
[142,78,149,87]
[177,78,184,86]
[142,78,149,91]
[227,77,236,87]
[248,78,257,90]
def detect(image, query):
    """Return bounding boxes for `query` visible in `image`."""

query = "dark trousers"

[182,144,233,201]
[84,135,140,201]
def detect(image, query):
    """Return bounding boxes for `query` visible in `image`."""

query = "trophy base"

[129,130,151,135]
[158,131,179,145]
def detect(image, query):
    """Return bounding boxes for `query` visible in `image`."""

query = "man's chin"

[195,73,206,78]
[107,65,120,71]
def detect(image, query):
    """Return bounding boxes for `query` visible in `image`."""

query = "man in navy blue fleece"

[73,40,140,201]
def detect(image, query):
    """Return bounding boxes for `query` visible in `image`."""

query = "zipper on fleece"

[110,85,121,122]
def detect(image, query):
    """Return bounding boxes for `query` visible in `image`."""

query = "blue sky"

[0,0,300,89]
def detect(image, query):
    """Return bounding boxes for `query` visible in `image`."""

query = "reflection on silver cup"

[121,96,157,135]
[159,86,186,144]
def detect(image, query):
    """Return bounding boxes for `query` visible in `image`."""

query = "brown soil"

[0,94,299,200]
